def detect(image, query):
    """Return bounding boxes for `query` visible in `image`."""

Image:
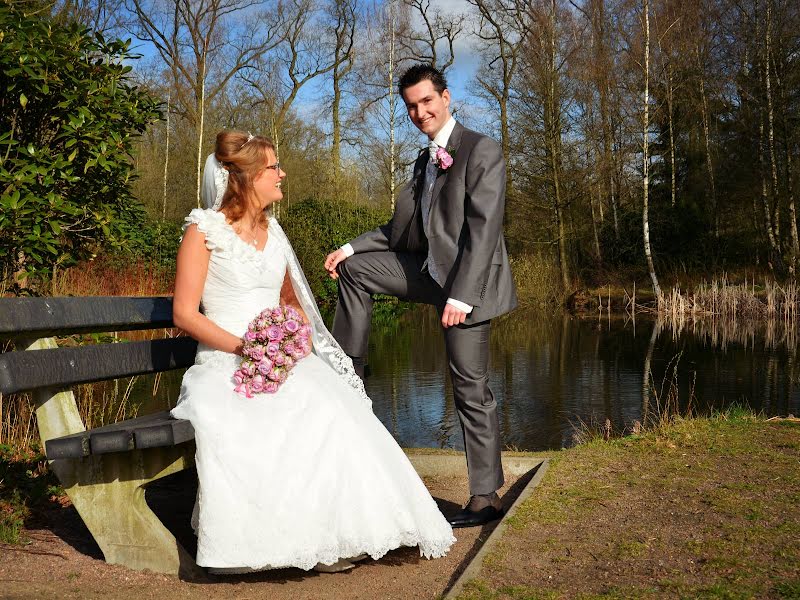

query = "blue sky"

[127,0,497,137]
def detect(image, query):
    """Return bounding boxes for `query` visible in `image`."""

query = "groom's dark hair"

[399,64,448,97]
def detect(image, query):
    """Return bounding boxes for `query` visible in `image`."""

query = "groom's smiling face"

[402,80,451,140]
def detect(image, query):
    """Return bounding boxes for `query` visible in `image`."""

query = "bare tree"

[243,0,342,152]
[468,0,525,190]
[586,0,621,237]
[400,0,465,73]
[329,0,358,193]
[127,0,285,204]
[351,0,418,208]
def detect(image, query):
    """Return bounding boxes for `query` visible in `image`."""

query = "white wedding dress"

[171,208,455,571]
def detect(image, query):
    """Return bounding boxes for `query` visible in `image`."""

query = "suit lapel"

[429,122,464,210]
[393,149,428,237]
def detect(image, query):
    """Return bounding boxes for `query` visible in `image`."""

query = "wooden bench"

[0,296,201,576]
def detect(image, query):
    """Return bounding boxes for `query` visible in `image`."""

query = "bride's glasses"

[264,161,281,172]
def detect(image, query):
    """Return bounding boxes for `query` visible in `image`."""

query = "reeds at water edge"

[570,349,697,445]
[630,276,799,321]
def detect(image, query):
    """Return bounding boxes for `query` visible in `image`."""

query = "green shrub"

[0,444,62,544]
[0,2,161,291]
[280,197,393,316]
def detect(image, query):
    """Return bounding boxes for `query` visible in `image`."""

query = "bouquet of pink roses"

[233,305,312,397]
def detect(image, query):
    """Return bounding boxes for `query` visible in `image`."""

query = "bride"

[170,130,455,573]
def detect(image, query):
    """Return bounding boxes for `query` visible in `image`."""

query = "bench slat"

[0,297,177,339]
[135,417,196,449]
[0,337,198,395]
[45,411,195,458]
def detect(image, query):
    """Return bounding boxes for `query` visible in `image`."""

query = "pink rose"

[264,381,279,393]
[247,345,265,361]
[251,373,265,392]
[436,147,453,169]
[266,341,280,356]
[284,356,295,369]
[257,359,273,375]
[241,360,256,376]
[283,319,300,334]
[244,330,258,342]
[283,341,297,355]
[266,324,284,341]
[268,367,284,382]
[233,371,244,385]
[273,352,286,366]
[270,307,285,322]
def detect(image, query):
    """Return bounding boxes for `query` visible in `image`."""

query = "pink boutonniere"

[434,147,454,170]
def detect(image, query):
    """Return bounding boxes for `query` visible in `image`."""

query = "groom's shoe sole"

[447,506,505,528]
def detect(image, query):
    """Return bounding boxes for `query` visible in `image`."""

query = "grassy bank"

[457,410,800,599]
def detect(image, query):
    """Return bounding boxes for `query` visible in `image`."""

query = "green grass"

[457,412,800,600]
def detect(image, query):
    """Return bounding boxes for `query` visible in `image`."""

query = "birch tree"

[641,0,661,298]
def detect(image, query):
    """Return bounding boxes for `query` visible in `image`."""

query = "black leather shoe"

[447,505,505,528]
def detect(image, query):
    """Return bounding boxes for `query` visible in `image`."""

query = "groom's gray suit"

[332,121,518,495]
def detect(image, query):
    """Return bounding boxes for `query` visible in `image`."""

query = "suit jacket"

[349,122,518,323]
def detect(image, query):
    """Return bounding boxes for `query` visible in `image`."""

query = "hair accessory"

[241,132,255,149]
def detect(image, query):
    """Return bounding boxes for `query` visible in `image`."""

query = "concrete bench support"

[25,337,200,576]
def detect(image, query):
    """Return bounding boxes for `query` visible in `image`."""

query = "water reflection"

[366,307,800,452]
[131,307,800,453]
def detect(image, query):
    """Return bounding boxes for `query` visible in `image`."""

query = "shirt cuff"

[340,243,355,257]
[446,298,473,313]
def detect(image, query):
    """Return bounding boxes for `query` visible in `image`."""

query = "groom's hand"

[324,249,347,280]
[441,304,467,328]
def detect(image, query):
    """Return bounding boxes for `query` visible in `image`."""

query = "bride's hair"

[214,130,276,224]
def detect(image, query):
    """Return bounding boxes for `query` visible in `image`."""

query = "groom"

[324,64,518,527]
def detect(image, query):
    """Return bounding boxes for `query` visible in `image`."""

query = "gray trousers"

[332,251,504,496]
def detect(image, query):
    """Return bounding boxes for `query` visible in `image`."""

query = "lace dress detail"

[172,208,455,571]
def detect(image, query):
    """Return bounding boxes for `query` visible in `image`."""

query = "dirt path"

[0,470,530,600]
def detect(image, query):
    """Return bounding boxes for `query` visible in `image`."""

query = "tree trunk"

[696,54,718,239]
[331,70,342,194]
[594,0,614,233]
[779,79,799,277]
[591,176,602,262]
[195,61,206,209]
[642,0,661,300]
[388,0,396,212]
[760,116,778,258]
[162,91,170,220]
[547,0,569,290]
[765,0,781,248]
[666,62,676,208]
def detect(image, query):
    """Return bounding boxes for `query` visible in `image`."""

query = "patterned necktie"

[428,140,439,162]
[421,141,442,285]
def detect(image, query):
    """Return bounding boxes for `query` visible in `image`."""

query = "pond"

[138,307,800,452]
